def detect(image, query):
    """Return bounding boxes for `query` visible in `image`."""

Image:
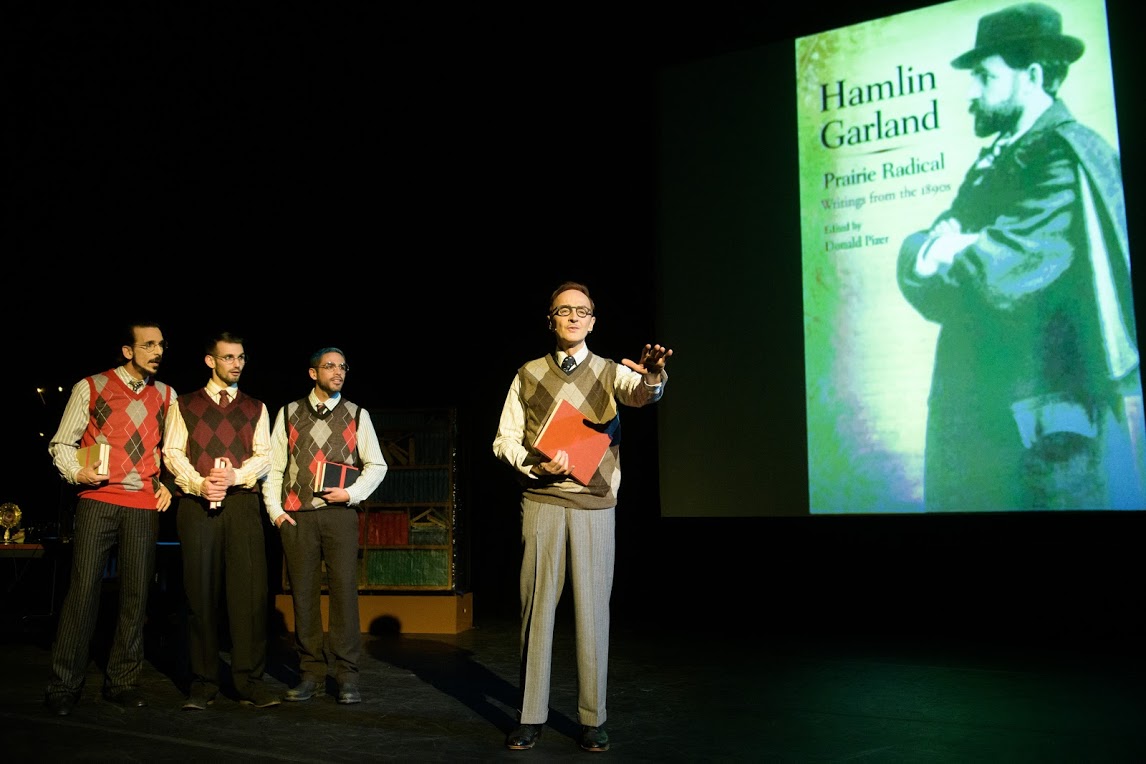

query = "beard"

[970,95,1022,139]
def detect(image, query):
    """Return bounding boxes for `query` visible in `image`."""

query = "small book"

[533,399,616,486]
[209,457,227,509]
[76,442,111,476]
[313,460,360,493]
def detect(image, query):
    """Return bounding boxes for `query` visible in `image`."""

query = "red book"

[313,460,360,493]
[533,399,615,486]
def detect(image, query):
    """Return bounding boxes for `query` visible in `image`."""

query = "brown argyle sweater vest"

[176,388,262,493]
[518,352,621,509]
[279,398,361,511]
[78,369,173,510]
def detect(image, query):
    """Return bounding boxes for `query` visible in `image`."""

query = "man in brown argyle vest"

[493,281,673,753]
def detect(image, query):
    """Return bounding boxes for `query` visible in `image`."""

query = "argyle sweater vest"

[279,398,361,511]
[518,352,622,509]
[176,388,262,493]
[78,369,173,510]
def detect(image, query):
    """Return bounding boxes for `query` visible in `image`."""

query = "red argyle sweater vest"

[176,388,262,492]
[78,369,173,510]
[279,398,361,511]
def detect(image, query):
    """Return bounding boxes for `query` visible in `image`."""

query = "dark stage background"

[4,2,1143,643]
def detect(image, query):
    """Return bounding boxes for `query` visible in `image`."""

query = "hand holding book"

[313,461,359,503]
[207,457,230,508]
[533,399,617,486]
[75,442,111,487]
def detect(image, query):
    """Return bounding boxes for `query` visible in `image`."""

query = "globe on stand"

[0,502,23,543]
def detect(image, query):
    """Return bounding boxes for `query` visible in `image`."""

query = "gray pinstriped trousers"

[517,497,614,727]
[47,498,160,697]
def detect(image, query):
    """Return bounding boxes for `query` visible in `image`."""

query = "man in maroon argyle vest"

[162,331,278,710]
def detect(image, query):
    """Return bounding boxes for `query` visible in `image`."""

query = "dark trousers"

[278,507,361,684]
[176,491,268,695]
[47,498,159,697]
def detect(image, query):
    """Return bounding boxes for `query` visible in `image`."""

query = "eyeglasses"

[551,305,593,318]
[134,341,169,352]
[315,362,349,372]
[213,354,248,364]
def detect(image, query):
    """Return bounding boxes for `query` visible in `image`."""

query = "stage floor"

[3,600,1145,762]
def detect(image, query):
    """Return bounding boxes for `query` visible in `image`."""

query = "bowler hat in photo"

[951,2,1084,69]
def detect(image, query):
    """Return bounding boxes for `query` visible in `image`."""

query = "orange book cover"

[313,460,360,492]
[533,399,615,486]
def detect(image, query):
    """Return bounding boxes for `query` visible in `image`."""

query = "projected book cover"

[797,0,1145,513]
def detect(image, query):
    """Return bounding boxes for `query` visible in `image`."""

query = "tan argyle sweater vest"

[518,353,622,509]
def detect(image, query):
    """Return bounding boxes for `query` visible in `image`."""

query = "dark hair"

[548,281,594,313]
[997,48,1071,97]
[206,330,244,355]
[121,321,162,348]
[310,346,346,367]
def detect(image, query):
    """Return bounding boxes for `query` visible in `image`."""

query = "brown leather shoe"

[505,723,543,750]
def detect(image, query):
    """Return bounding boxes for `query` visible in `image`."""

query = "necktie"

[129,379,144,393]
[561,356,577,374]
[317,403,327,416]
[219,390,230,407]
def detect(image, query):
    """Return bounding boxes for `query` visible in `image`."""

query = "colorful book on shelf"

[75,442,111,476]
[313,460,360,492]
[533,399,616,486]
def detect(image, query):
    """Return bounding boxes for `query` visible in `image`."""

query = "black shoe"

[284,679,318,702]
[336,684,361,705]
[104,688,147,708]
[579,725,609,752]
[239,684,281,708]
[505,723,543,750]
[182,686,217,710]
[45,693,78,717]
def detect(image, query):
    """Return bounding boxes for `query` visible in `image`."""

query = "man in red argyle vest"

[44,321,176,716]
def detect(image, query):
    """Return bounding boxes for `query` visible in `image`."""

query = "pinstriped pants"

[517,497,614,727]
[47,498,159,697]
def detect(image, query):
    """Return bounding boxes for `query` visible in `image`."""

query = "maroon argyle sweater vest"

[279,398,361,511]
[176,387,262,493]
[78,369,173,510]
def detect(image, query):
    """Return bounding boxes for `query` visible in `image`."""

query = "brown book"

[533,399,615,486]
[313,460,360,493]
[76,442,111,477]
